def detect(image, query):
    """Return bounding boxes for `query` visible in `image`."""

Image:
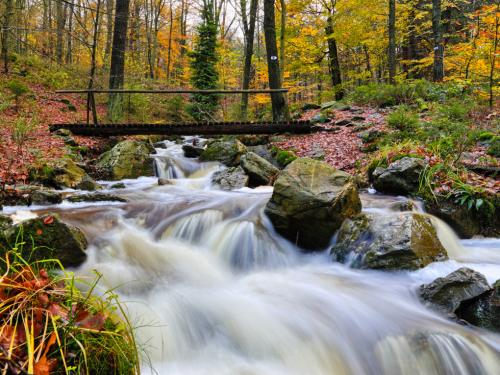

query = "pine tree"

[189,1,219,122]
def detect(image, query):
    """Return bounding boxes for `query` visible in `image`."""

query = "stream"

[3,138,500,374]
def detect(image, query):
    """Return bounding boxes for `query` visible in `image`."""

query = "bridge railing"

[55,89,289,126]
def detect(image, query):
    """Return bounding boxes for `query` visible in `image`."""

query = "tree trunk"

[56,0,65,63]
[1,0,14,73]
[388,0,396,83]
[104,0,114,63]
[432,0,444,81]
[241,0,258,119]
[263,0,288,121]
[279,0,286,84]
[325,15,343,100]
[489,3,499,108]
[166,0,174,83]
[108,0,131,120]
[65,0,74,64]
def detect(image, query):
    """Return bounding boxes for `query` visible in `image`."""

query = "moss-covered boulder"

[456,279,500,332]
[199,139,247,166]
[1,215,87,267]
[241,152,279,187]
[31,189,63,205]
[372,157,426,195]
[211,166,249,190]
[97,140,155,180]
[30,158,100,190]
[419,268,491,316]
[66,193,128,203]
[331,212,448,270]
[265,158,361,250]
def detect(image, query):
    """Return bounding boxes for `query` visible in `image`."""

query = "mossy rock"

[240,152,279,187]
[265,158,361,250]
[372,157,426,195]
[97,140,155,180]
[199,139,247,166]
[30,158,100,190]
[331,212,448,270]
[66,193,128,203]
[211,166,249,190]
[1,214,87,268]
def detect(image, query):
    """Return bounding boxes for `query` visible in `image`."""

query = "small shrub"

[437,99,472,122]
[387,107,419,131]
[6,80,29,109]
[487,137,500,157]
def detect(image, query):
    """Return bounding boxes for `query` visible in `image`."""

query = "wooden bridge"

[50,89,317,136]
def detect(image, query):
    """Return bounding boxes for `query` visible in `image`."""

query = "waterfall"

[4,137,499,375]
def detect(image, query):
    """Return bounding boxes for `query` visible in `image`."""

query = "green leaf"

[475,199,484,210]
[467,199,474,210]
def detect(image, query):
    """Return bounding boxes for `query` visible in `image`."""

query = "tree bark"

[325,15,343,99]
[66,0,74,64]
[388,0,396,83]
[263,0,288,121]
[56,0,65,63]
[241,0,258,118]
[1,0,14,73]
[489,3,499,108]
[166,0,174,83]
[108,0,131,120]
[104,0,114,63]
[432,0,444,81]
[279,0,286,84]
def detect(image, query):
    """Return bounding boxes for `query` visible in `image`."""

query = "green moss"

[487,137,500,157]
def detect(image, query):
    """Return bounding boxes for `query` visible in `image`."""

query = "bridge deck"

[50,120,316,136]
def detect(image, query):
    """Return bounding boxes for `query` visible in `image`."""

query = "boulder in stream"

[199,138,247,166]
[419,268,491,316]
[97,140,155,180]
[1,214,88,267]
[211,166,249,190]
[372,157,426,195]
[265,158,361,250]
[31,189,63,205]
[30,158,100,190]
[241,152,279,187]
[66,193,128,203]
[182,144,205,158]
[456,279,500,332]
[331,212,448,270]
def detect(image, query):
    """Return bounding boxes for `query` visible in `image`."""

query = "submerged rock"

[211,166,249,191]
[200,138,247,166]
[31,189,63,205]
[331,212,448,270]
[97,140,155,180]
[182,144,205,158]
[265,158,361,250]
[1,215,87,267]
[419,268,491,315]
[30,158,100,190]
[372,157,426,195]
[240,152,279,187]
[456,279,500,332]
[67,193,128,203]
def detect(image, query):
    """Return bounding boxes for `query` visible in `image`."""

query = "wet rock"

[1,215,87,267]
[351,116,366,122]
[419,268,491,315]
[30,158,100,190]
[456,280,500,332]
[97,140,155,180]
[211,166,249,190]
[265,158,361,250]
[389,200,415,212]
[158,178,174,186]
[153,142,168,149]
[31,189,63,205]
[302,103,322,111]
[372,157,426,195]
[311,114,329,124]
[331,212,448,270]
[200,139,247,166]
[425,199,481,239]
[182,144,205,158]
[241,152,279,187]
[247,145,277,166]
[67,193,128,203]
[335,119,353,126]
[237,135,270,146]
[110,182,126,189]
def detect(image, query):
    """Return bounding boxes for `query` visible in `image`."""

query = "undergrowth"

[0,243,140,374]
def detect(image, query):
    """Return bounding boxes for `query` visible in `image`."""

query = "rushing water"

[3,139,500,374]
